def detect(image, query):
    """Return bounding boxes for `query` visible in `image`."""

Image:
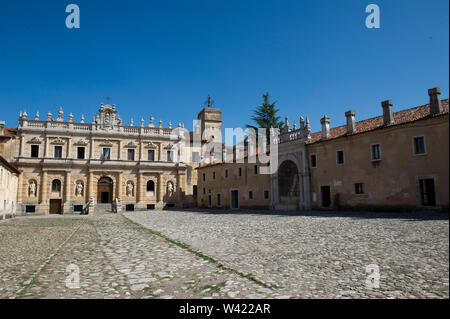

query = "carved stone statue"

[29,181,36,197]
[126,182,134,196]
[76,182,83,197]
[167,181,174,197]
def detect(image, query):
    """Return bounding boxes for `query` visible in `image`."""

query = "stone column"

[89,137,94,159]
[64,171,71,213]
[116,172,122,199]
[40,171,48,215]
[139,140,143,161]
[19,135,24,157]
[118,140,121,160]
[157,174,163,203]
[17,171,23,206]
[66,138,71,159]
[88,171,94,201]
[44,136,48,158]
[176,172,183,203]
[137,173,144,208]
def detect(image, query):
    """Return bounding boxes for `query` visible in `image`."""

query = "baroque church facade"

[11,103,222,214]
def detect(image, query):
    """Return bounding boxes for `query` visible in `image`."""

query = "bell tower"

[197,95,222,144]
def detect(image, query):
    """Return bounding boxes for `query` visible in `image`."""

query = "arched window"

[52,179,61,192]
[147,180,155,192]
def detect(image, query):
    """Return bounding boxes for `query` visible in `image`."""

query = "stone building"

[197,87,449,212]
[196,153,272,209]
[0,155,19,219]
[307,88,449,211]
[5,102,222,215]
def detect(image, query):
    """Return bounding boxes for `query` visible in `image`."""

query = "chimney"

[381,100,394,125]
[0,121,4,136]
[428,87,443,115]
[320,115,330,140]
[345,110,356,134]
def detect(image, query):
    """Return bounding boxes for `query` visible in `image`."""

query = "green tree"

[246,92,284,145]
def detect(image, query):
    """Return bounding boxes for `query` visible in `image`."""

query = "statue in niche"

[126,182,134,196]
[29,181,37,197]
[76,182,84,197]
[167,181,174,197]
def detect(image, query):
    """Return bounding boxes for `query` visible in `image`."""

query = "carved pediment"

[144,141,158,149]
[164,143,174,149]
[50,137,65,145]
[74,138,89,146]
[28,137,42,144]
[98,139,113,147]
[124,141,138,148]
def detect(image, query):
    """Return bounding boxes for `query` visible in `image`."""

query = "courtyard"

[0,210,448,299]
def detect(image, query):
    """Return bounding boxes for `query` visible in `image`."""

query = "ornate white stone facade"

[13,103,221,214]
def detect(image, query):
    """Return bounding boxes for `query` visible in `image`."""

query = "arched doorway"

[97,176,113,203]
[278,160,299,205]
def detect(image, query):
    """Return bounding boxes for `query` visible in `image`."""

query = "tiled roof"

[307,99,449,144]
[1,127,18,138]
[0,155,20,174]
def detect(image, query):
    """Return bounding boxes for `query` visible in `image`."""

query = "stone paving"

[0,210,448,299]
[126,210,449,299]
[0,213,281,299]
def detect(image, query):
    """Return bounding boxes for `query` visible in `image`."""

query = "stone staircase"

[94,203,113,214]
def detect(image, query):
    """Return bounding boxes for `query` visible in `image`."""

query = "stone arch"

[51,179,62,193]
[277,158,301,207]
[97,176,114,203]
[146,180,155,192]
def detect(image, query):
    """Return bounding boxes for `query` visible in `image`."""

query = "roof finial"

[204,94,215,107]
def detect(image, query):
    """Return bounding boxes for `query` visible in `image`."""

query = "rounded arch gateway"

[278,160,300,205]
[97,176,114,203]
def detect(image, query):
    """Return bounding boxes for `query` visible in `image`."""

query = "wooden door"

[49,199,62,214]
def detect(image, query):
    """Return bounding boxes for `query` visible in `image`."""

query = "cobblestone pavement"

[0,210,448,299]
[126,210,449,299]
[0,213,282,299]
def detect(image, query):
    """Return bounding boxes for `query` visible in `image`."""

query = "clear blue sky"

[0,0,448,134]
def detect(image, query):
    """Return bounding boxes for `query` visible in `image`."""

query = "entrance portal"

[97,176,113,204]
[49,199,62,214]
[278,160,299,205]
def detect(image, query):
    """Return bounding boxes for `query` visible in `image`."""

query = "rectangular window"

[238,167,242,176]
[254,165,258,175]
[249,191,253,200]
[336,150,344,165]
[355,183,364,194]
[148,150,155,161]
[54,146,63,159]
[414,137,426,154]
[167,150,173,162]
[310,154,317,168]
[225,169,228,178]
[264,190,269,199]
[203,188,206,195]
[102,148,111,160]
[217,194,221,206]
[127,149,135,161]
[192,152,200,163]
[212,171,216,180]
[77,147,85,159]
[31,145,39,158]
[202,173,206,181]
[371,144,381,161]
[193,185,197,197]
